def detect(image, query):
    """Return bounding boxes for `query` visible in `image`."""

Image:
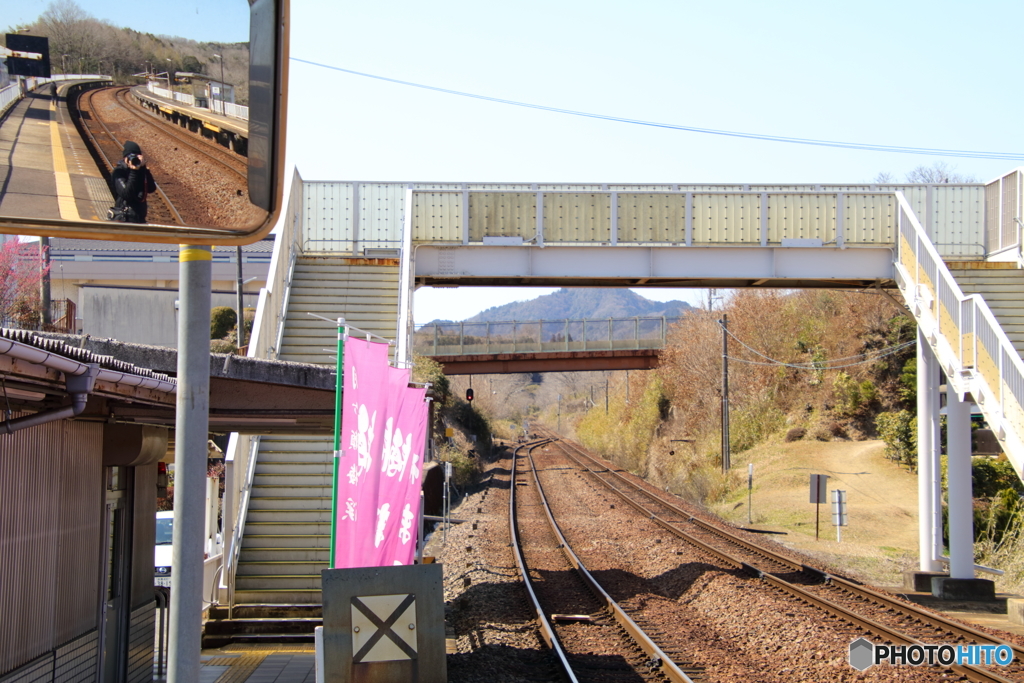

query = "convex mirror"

[0,0,287,245]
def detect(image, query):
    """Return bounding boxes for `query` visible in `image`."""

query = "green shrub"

[876,410,917,469]
[833,372,876,416]
[435,443,478,486]
[972,458,1024,498]
[210,339,237,353]
[412,356,451,406]
[210,306,237,339]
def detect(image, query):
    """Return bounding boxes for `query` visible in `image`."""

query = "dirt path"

[712,439,920,587]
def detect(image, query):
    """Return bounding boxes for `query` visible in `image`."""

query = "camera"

[126,152,144,167]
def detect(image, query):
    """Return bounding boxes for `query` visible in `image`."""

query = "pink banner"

[375,383,428,565]
[333,337,429,568]
[334,338,390,569]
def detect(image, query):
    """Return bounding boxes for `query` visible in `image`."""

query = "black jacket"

[111,161,157,223]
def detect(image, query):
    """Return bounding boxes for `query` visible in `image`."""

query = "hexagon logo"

[849,637,874,671]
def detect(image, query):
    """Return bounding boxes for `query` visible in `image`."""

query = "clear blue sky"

[282,0,1024,323]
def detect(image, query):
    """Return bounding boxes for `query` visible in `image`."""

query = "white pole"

[916,330,942,572]
[947,385,974,579]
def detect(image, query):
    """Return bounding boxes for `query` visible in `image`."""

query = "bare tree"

[905,162,977,184]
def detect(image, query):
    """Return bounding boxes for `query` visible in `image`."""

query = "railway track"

[73,85,259,228]
[75,86,183,225]
[540,428,1024,682]
[510,439,700,682]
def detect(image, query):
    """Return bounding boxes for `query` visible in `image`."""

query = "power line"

[719,322,915,369]
[293,57,1024,161]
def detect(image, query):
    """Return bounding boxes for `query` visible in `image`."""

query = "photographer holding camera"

[109,141,157,223]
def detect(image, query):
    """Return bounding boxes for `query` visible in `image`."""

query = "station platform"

[133,85,248,139]
[0,81,114,222]
[196,645,316,683]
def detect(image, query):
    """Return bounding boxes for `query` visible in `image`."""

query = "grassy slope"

[710,439,920,588]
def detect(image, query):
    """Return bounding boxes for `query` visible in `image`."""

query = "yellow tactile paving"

[208,653,268,683]
[48,100,79,221]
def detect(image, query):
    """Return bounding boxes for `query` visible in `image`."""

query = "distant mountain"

[463,288,693,323]
[414,288,694,348]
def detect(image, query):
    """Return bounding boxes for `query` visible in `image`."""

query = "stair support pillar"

[947,384,975,579]
[917,329,943,572]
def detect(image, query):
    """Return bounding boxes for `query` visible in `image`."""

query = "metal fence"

[413,316,680,356]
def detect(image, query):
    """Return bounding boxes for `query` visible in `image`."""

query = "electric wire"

[293,57,1024,161]
[717,320,915,370]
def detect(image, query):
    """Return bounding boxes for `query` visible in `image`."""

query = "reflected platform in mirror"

[0,0,282,238]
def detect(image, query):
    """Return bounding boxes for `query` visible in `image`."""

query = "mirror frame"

[0,0,289,246]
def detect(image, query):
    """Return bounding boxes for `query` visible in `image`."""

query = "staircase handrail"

[894,191,1024,478]
[222,435,260,610]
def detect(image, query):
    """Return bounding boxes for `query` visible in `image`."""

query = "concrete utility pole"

[720,313,730,472]
[167,245,212,683]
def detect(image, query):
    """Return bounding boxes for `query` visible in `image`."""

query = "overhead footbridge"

[217,169,1023,614]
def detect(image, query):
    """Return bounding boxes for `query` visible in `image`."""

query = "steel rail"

[76,87,185,226]
[557,432,1024,655]
[508,439,577,682]
[521,441,697,682]
[544,431,1018,683]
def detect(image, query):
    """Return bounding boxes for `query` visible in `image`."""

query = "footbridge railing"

[414,316,681,356]
[895,191,1024,478]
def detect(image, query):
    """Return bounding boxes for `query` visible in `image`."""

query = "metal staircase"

[231,256,400,607]
[945,262,1024,358]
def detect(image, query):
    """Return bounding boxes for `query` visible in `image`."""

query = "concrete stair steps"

[237,562,330,576]
[242,534,330,549]
[247,509,334,522]
[244,523,331,536]
[251,486,333,497]
[292,269,398,281]
[231,589,323,605]
[235,575,323,591]
[257,439,333,451]
[255,464,332,475]
[233,257,399,606]
[238,549,330,563]
[252,474,332,487]
[209,605,322,619]
[204,617,322,636]
[247,496,331,508]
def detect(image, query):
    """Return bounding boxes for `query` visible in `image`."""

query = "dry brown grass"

[711,439,921,587]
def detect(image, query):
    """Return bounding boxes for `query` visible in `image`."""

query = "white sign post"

[831,489,848,542]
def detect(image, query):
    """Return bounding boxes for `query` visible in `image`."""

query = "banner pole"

[329,318,346,568]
